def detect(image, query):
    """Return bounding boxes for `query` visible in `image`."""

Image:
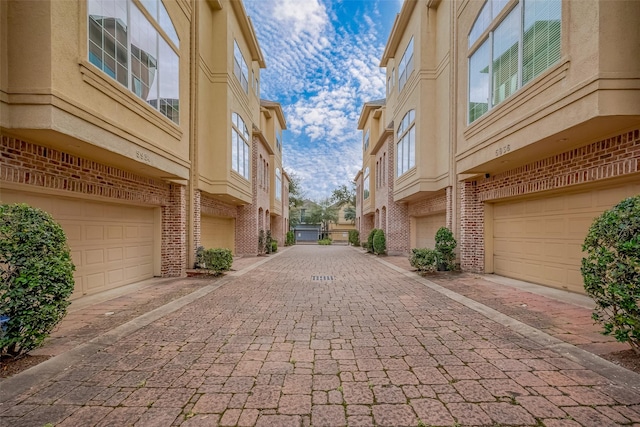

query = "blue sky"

[243,0,403,202]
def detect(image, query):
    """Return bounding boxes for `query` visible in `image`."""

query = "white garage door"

[2,190,156,298]
[493,182,640,293]
[414,213,446,249]
[201,215,235,253]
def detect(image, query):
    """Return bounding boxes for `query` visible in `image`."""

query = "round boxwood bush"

[0,203,75,357]
[581,195,640,355]
[373,229,386,255]
[366,228,378,253]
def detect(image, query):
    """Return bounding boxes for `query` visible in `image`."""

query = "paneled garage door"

[2,190,156,298]
[201,215,235,253]
[492,182,640,293]
[414,213,446,249]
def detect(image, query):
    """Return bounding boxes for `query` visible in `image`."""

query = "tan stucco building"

[356,0,640,293]
[0,0,289,298]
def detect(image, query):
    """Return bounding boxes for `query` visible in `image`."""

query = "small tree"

[285,231,295,246]
[0,204,75,357]
[258,229,265,255]
[373,229,386,255]
[265,230,273,254]
[581,195,640,355]
[434,227,457,271]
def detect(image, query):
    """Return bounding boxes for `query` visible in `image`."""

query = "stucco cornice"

[380,0,418,67]
[230,0,266,68]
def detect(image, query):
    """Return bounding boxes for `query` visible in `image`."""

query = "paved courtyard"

[1,245,640,426]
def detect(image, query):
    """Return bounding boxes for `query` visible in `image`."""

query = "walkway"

[1,245,639,426]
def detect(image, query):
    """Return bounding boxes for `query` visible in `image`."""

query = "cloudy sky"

[243,0,403,202]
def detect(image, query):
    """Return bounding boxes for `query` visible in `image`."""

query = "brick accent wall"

[459,180,484,272]
[383,135,410,254]
[236,135,262,255]
[459,128,640,273]
[407,192,447,217]
[162,184,187,276]
[1,136,186,277]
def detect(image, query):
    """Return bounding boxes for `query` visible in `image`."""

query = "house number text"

[495,144,511,157]
[136,150,151,163]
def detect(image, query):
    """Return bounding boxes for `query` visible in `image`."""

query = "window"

[396,110,415,177]
[467,0,561,123]
[275,168,282,201]
[398,37,414,91]
[234,40,249,92]
[276,129,282,152]
[232,112,250,179]
[364,129,370,151]
[88,0,180,124]
[363,167,370,200]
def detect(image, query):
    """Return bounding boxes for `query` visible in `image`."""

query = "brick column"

[386,136,410,255]
[459,180,484,272]
[162,184,187,276]
[193,190,202,257]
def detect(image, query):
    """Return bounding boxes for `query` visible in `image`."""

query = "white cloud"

[244,0,395,201]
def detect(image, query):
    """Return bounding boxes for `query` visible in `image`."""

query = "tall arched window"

[232,112,250,179]
[468,0,561,123]
[275,168,282,201]
[88,0,180,124]
[363,167,370,200]
[396,110,415,177]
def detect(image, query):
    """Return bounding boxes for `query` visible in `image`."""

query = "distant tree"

[288,173,304,209]
[330,183,356,207]
[344,206,356,224]
[307,198,338,237]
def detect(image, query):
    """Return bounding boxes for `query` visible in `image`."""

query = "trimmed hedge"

[409,248,438,272]
[373,229,386,255]
[581,195,640,354]
[195,247,233,274]
[1,203,75,357]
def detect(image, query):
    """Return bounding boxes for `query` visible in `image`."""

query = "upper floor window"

[231,112,250,179]
[276,129,282,152]
[468,0,561,124]
[363,129,370,151]
[398,37,414,92]
[275,168,282,201]
[88,0,180,124]
[396,109,415,177]
[363,167,370,200]
[234,40,249,93]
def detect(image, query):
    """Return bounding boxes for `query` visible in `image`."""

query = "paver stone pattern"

[1,246,639,426]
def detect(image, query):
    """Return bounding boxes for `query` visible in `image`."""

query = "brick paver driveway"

[2,245,639,426]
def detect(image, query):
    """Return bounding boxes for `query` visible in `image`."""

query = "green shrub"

[258,229,265,255]
[435,227,457,271]
[318,238,332,245]
[195,245,206,268]
[265,230,273,254]
[0,203,76,357]
[581,195,640,355]
[348,229,360,246]
[409,248,438,272]
[361,241,369,251]
[373,229,386,255]
[285,231,295,246]
[367,229,378,253]
[200,248,233,274]
[271,240,278,253]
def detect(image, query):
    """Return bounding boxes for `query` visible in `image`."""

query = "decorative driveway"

[1,245,639,426]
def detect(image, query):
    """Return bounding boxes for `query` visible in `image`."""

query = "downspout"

[187,0,199,269]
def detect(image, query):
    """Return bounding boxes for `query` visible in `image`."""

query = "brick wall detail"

[162,184,187,277]
[459,128,640,273]
[1,136,187,277]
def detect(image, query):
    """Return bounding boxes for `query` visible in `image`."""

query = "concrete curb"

[0,249,285,404]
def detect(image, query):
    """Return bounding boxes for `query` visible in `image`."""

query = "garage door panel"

[2,190,156,298]
[415,213,446,249]
[202,216,235,252]
[492,181,640,293]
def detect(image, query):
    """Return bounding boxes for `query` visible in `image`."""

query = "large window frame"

[88,0,180,124]
[234,40,249,93]
[398,37,414,92]
[231,112,250,180]
[467,0,561,124]
[275,168,282,201]
[396,110,415,177]
[363,167,370,200]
